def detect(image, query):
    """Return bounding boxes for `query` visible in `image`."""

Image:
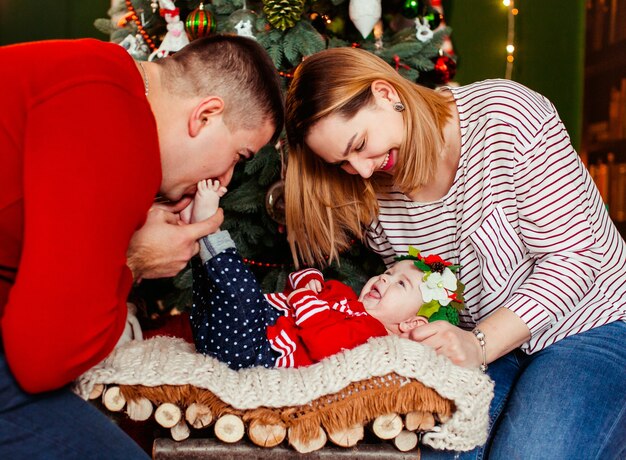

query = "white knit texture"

[75,335,493,451]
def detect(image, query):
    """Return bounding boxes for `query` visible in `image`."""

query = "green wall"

[0,0,110,45]
[444,0,585,150]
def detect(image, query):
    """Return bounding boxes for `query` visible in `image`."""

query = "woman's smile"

[380,149,397,171]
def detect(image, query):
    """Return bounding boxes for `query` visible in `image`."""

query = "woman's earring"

[393,102,405,112]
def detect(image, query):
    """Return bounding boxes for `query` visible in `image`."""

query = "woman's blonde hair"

[285,47,450,267]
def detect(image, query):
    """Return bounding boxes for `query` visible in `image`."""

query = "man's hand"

[127,200,224,281]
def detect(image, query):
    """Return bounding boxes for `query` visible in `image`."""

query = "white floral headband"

[395,246,465,325]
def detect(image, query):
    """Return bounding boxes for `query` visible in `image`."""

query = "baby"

[186,180,464,369]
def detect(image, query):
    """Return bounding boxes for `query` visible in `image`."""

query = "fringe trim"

[118,372,454,444]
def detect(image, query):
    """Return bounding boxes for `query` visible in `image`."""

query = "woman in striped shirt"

[284,47,626,458]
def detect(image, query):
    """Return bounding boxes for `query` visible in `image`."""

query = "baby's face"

[358,260,424,331]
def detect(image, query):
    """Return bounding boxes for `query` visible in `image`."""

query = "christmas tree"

[97,0,456,317]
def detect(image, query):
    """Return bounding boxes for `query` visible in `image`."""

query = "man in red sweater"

[0,36,283,459]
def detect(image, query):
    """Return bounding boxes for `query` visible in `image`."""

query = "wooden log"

[248,419,287,447]
[288,426,327,453]
[405,411,435,432]
[102,386,126,412]
[327,424,364,447]
[372,413,403,440]
[171,419,191,442]
[393,430,418,452]
[185,403,213,429]
[126,397,153,422]
[155,403,182,429]
[89,383,104,400]
[214,414,245,444]
[154,436,423,458]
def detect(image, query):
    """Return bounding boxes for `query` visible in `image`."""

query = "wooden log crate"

[75,335,494,454]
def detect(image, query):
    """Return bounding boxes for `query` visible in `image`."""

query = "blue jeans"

[420,321,626,459]
[0,351,149,459]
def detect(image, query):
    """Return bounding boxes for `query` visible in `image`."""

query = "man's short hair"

[157,35,284,142]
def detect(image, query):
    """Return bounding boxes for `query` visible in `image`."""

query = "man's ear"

[398,315,428,333]
[371,79,399,104]
[189,96,225,137]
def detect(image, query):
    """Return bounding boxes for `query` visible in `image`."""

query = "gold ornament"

[265,180,286,225]
[262,0,304,31]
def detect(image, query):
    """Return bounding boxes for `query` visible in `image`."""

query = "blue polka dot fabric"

[190,248,280,370]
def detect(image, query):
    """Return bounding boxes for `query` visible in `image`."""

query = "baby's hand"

[304,279,322,293]
[288,268,324,291]
[287,287,314,305]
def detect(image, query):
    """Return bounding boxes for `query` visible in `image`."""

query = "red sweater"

[266,270,388,367]
[0,39,161,393]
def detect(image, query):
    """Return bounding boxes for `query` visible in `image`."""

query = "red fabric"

[143,312,194,343]
[266,280,388,367]
[0,39,161,393]
[287,268,324,291]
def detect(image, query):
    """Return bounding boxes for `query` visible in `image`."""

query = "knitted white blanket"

[75,335,494,451]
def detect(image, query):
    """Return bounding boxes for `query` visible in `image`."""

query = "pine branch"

[222,181,265,213]
[258,158,281,187]
[212,0,239,15]
[328,36,349,48]
[293,21,326,58]
[94,18,116,35]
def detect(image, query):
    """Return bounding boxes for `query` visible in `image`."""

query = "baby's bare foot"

[191,180,227,223]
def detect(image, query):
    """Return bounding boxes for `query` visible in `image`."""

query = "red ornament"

[185,3,216,40]
[432,55,456,84]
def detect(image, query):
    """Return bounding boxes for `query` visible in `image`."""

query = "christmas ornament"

[265,180,286,226]
[185,2,216,40]
[150,1,159,13]
[263,0,305,31]
[414,17,433,42]
[349,0,382,39]
[149,7,189,61]
[119,33,150,60]
[423,6,443,29]
[430,0,454,55]
[401,0,426,19]
[228,8,258,38]
[431,55,456,84]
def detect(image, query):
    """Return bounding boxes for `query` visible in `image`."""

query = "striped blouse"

[366,79,626,354]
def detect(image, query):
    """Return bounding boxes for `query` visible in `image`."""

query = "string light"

[278,70,294,79]
[242,237,358,269]
[242,258,292,269]
[503,0,518,79]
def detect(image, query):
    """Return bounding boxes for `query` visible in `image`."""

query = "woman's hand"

[400,321,483,368]
[401,308,531,370]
